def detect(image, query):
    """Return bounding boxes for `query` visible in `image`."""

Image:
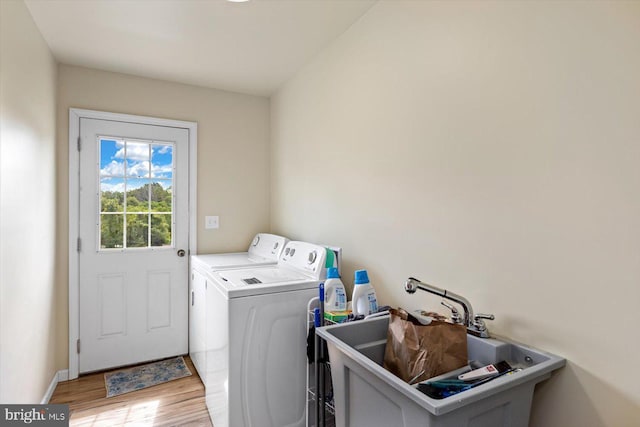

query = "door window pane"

[101,178,124,212]
[126,214,149,248]
[151,214,172,247]
[126,179,150,213]
[151,144,173,179]
[126,141,150,178]
[98,137,174,250]
[100,139,125,177]
[150,180,172,212]
[100,214,123,249]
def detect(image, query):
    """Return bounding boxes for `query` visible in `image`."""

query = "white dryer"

[205,241,327,427]
[191,233,288,272]
[190,233,288,378]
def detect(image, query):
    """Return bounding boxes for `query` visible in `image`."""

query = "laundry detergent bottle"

[324,267,347,311]
[351,269,378,316]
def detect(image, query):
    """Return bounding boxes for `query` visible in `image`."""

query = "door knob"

[177,249,186,257]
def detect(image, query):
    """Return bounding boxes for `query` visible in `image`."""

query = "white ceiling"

[25,0,376,96]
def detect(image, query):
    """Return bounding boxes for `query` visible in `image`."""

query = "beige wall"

[271,1,640,426]
[56,65,270,369]
[0,0,58,402]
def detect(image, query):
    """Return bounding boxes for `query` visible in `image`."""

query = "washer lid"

[212,265,320,298]
[191,252,274,271]
[217,266,311,287]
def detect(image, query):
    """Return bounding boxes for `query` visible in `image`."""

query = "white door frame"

[68,108,197,379]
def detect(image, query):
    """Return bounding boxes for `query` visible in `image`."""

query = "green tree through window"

[100,183,172,249]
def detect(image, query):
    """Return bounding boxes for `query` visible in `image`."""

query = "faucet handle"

[441,301,463,324]
[473,313,495,332]
[475,313,495,321]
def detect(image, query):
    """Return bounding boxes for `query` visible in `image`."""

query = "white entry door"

[78,117,189,373]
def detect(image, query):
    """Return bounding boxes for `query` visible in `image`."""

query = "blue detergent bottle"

[324,267,347,311]
[351,269,378,316]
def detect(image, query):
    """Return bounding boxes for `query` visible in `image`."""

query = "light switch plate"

[205,215,219,229]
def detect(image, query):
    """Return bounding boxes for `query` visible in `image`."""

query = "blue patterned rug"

[104,356,192,398]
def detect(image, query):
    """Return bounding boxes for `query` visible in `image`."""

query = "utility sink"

[316,316,565,427]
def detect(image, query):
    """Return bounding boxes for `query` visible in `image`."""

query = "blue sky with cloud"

[100,139,173,192]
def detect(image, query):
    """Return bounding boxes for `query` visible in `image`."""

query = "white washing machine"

[205,241,327,427]
[190,233,288,378]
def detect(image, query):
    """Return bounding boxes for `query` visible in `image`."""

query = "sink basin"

[316,316,565,427]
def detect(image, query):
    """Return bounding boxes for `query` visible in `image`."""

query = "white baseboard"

[41,369,69,404]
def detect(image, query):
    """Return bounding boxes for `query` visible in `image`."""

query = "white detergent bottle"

[324,267,347,311]
[351,269,378,316]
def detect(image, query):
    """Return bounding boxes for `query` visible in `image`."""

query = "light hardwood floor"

[50,356,213,427]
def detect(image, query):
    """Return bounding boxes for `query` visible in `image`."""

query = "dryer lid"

[191,252,273,270]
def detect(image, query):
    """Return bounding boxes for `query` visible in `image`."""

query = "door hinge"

[77,136,81,151]
[77,237,82,252]
[76,339,80,354]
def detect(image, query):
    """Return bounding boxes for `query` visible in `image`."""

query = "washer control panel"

[279,241,327,279]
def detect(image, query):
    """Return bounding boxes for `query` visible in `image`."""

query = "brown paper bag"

[383,308,468,384]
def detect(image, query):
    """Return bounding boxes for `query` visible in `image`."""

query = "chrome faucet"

[404,277,494,338]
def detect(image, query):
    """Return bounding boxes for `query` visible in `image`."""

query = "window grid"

[98,137,175,250]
